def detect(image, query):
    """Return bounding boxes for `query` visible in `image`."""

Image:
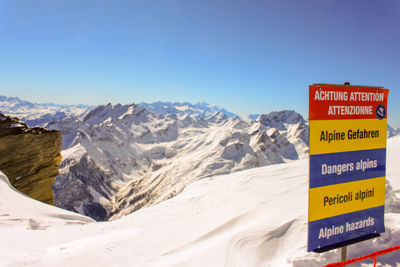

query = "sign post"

[308,83,389,252]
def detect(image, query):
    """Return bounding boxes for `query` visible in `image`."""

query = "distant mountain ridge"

[0,95,90,110]
[137,101,238,119]
[0,96,239,126]
[0,95,91,127]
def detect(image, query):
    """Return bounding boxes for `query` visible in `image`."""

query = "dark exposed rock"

[0,113,61,204]
[53,154,114,221]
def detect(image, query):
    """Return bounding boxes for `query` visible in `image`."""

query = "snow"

[387,136,400,189]
[1,137,400,266]
[61,143,86,161]
[0,171,94,230]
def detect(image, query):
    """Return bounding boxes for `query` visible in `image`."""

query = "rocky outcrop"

[0,113,61,205]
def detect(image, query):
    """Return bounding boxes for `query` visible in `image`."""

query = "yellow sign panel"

[308,177,386,222]
[309,119,387,155]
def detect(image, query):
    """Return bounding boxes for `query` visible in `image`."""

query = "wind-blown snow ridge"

[0,171,93,229]
[1,136,400,266]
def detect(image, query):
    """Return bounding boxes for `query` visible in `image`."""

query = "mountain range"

[48,104,308,221]
[1,95,398,222]
[1,96,308,221]
[0,96,239,127]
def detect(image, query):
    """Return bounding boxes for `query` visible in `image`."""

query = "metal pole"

[341,246,347,265]
[341,81,350,265]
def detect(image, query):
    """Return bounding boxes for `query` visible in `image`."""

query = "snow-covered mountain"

[47,103,308,220]
[0,95,91,127]
[2,136,400,266]
[138,101,238,119]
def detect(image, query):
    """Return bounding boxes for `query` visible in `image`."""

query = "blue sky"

[1,0,399,126]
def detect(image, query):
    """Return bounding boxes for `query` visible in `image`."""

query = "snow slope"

[0,171,94,230]
[1,137,400,267]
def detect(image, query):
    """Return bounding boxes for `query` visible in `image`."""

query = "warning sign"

[308,84,389,252]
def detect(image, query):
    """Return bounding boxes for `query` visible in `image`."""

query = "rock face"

[0,113,61,204]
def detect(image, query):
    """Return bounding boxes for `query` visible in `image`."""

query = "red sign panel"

[309,84,389,121]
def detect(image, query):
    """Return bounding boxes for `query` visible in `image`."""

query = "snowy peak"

[0,95,35,110]
[138,101,238,119]
[257,110,305,129]
[82,103,147,125]
[206,111,229,124]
